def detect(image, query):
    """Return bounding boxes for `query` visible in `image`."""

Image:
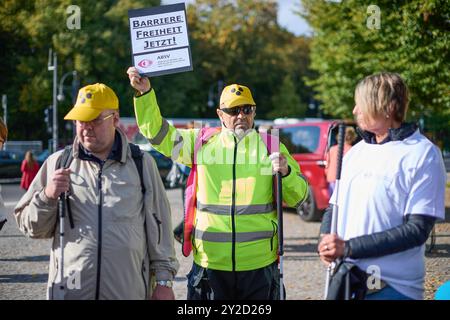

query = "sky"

[161,0,312,36]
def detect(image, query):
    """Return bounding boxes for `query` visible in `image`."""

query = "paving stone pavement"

[1,184,449,300]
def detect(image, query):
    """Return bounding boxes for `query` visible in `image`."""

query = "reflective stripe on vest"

[194,229,274,242]
[197,201,274,215]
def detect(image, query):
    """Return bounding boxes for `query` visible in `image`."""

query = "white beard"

[234,127,252,141]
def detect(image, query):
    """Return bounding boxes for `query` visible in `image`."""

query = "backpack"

[55,143,145,229]
[182,128,279,257]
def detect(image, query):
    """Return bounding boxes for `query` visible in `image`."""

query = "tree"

[0,0,314,145]
[0,0,159,143]
[176,0,312,119]
[300,0,450,149]
[268,75,305,119]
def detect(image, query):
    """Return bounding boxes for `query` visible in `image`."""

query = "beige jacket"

[14,129,178,299]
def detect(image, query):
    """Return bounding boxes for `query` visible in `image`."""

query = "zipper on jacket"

[95,162,104,300]
[141,260,148,299]
[231,138,238,272]
[152,213,162,244]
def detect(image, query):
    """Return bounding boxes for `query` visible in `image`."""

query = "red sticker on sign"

[138,59,153,68]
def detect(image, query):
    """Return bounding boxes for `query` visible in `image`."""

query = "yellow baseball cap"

[64,83,119,121]
[219,84,256,109]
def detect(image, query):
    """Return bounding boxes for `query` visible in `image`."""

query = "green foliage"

[300,0,450,149]
[0,0,312,145]
[268,75,306,118]
[152,0,313,119]
[0,0,159,143]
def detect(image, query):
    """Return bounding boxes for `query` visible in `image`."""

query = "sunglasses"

[220,105,255,116]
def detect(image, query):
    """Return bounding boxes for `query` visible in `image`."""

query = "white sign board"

[128,3,193,77]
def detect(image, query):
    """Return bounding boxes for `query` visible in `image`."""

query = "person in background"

[0,118,8,231]
[20,150,40,191]
[325,126,357,196]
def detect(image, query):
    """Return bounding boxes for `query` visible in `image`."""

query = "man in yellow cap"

[127,67,309,300]
[14,83,179,300]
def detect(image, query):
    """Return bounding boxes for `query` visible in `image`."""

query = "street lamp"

[48,49,58,153]
[1,94,6,126]
[207,80,224,108]
[57,71,78,102]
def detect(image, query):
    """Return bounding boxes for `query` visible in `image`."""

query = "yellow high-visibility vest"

[134,90,309,271]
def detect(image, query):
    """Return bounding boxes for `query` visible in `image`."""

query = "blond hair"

[355,73,409,122]
[25,150,36,169]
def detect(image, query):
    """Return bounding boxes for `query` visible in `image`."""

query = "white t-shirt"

[330,130,446,299]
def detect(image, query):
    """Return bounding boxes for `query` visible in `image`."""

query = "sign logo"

[138,59,153,68]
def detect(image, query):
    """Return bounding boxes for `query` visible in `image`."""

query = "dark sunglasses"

[220,105,255,116]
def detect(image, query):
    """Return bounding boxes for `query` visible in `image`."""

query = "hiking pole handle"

[330,123,345,235]
[335,123,346,181]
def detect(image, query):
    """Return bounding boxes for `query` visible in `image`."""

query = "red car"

[274,119,336,221]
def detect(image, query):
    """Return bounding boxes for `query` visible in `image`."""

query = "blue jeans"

[365,286,414,300]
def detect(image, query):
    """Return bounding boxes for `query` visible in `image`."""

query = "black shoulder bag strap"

[128,143,146,195]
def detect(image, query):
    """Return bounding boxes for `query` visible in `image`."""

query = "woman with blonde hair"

[0,118,8,230]
[318,72,446,300]
[20,150,40,191]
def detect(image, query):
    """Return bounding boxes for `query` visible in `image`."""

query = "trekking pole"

[53,192,66,299]
[323,123,346,299]
[276,171,284,300]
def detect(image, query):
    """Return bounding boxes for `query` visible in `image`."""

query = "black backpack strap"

[55,146,75,229]
[129,143,146,195]
[55,145,73,170]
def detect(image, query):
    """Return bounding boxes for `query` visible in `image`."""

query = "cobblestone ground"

[1,184,449,300]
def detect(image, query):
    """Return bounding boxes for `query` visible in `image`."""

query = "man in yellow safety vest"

[127,67,309,300]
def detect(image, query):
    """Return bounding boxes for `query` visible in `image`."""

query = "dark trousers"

[187,261,282,300]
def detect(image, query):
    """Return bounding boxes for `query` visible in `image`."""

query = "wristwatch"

[155,280,173,288]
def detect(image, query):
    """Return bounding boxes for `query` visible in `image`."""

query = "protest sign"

[128,3,193,77]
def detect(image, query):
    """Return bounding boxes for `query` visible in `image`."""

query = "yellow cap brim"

[64,106,103,121]
[221,97,255,109]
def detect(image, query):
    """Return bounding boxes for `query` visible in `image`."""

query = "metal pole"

[52,192,66,300]
[324,123,346,299]
[1,94,6,126]
[52,53,58,153]
[276,171,284,300]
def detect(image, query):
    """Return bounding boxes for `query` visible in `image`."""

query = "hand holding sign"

[127,67,151,95]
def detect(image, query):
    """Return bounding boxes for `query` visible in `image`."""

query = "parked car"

[274,120,333,221]
[36,149,50,166]
[147,148,173,186]
[0,150,25,179]
[274,119,360,221]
